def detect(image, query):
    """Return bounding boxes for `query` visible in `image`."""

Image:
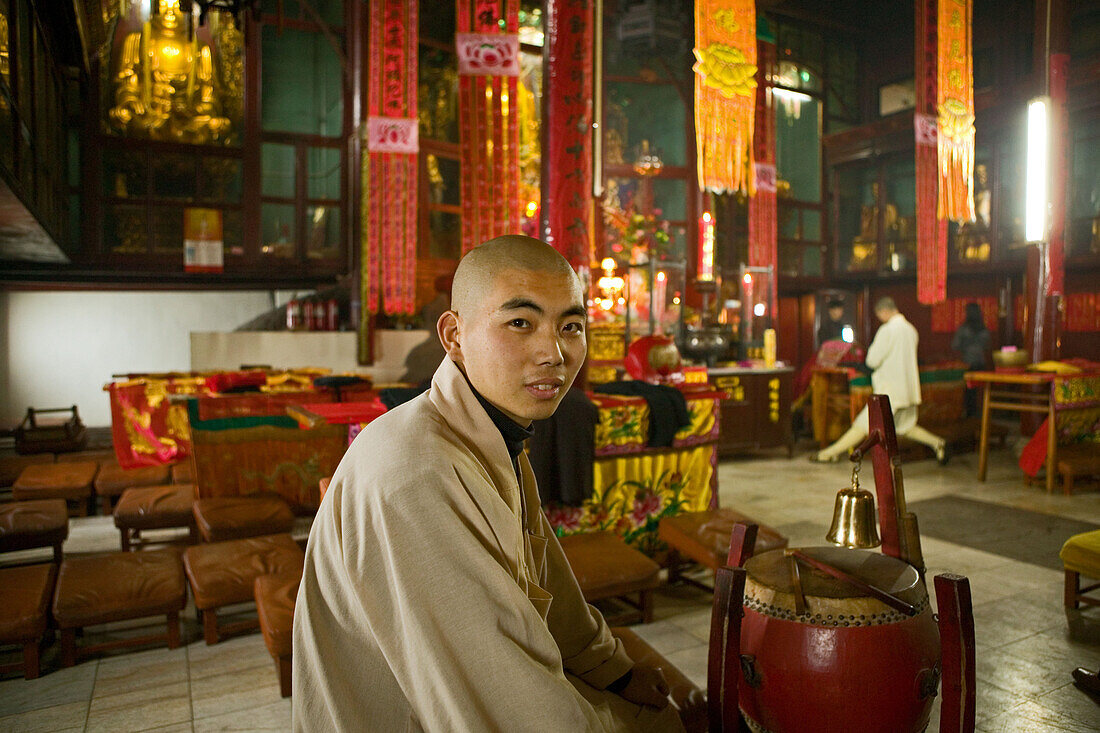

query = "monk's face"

[445,266,586,425]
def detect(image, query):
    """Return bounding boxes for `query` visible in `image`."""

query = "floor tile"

[84,680,192,733]
[186,634,271,682]
[189,659,283,721]
[192,697,292,732]
[0,661,97,717]
[0,700,87,733]
[93,644,189,698]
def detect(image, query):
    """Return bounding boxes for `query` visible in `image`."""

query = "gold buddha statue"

[109,0,231,145]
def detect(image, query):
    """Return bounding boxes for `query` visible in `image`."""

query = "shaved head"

[451,235,581,317]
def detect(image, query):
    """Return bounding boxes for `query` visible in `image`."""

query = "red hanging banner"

[543,0,593,269]
[364,0,418,315]
[916,0,947,305]
[748,37,776,315]
[936,0,975,222]
[457,0,521,255]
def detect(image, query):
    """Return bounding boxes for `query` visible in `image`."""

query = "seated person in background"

[811,297,948,464]
[817,297,850,347]
[294,235,681,732]
[952,302,992,417]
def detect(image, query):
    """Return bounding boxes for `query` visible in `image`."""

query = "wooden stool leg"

[639,589,653,624]
[52,542,63,564]
[202,609,220,645]
[120,528,131,552]
[935,574,976,733]
[167,610,181,649]
[1064,471,1074,496]
[23,640,40,679]
[1066,570,1080,610]
[60,628,78,667]
[277,655,292,698]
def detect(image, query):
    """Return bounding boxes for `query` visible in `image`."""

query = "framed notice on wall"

[184,208,224,273]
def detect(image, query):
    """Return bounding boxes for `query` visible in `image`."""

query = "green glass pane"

[67,194,82,254]
[418,47,459,143]
[803,209,821,240]
[775,95,820,202]
[151,207,183,253]
[314,0,345,28]
[262,143,295,198]
[605,82,686,167]
[306,205,340,259]
[780,207,798,239]
[428,210,461,259]
[308,147,341,200]
[103,147,145,198]
[201,156,242,203]
[105,204,147,254]
[151,154,196,201]
[652,178,686,221]
[223,209,243,256]
[802,243,823,276]
[261,27,343,136]
[261,203,296,258]
[427,154,460,206]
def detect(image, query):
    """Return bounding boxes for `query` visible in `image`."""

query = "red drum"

[738,547,940,733]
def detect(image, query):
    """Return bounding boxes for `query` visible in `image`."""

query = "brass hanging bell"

[826,465,881,549]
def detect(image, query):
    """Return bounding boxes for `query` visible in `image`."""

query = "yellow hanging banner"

[937,0,975,222]
[693,0,757,195]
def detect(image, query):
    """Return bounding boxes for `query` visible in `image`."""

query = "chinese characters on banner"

[543,0,593,269]
[364,0,418,319]
[457,0,522,255]
[693,0,756,195]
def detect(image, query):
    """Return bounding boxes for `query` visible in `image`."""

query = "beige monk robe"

[865,312,923,411]
[293,357,684,732]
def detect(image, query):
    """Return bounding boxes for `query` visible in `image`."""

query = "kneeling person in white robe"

[814,297,947,462]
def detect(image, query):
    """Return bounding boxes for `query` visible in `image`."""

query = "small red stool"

[192,495,295,542]
[94,462,171,515]
[0,563,56,679]
[0,499,69,562]
[114,484,197,551]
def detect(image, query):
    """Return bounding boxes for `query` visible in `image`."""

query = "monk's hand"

[619,664,671,709]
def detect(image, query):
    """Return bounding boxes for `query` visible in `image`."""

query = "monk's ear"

[437,310,463,362]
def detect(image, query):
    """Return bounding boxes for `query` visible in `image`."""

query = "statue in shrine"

[955,163,991,263]
[108,0,231,145]
[851,182,895,270]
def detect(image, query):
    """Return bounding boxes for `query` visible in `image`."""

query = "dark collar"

[471,387,533,462]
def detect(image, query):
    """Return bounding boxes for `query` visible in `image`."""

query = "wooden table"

[966,370,1100,492]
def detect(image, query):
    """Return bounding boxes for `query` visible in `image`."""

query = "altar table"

[966,371,1100,492]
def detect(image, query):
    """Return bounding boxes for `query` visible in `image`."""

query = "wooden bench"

[560,532,661,625]
[1056,444,1100,495]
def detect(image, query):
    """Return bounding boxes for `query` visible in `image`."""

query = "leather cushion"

[12,462,98,501]
[0,499,69,552]
[52,548,186,629]
[658,509,789,570]
[560,532,661,601]
[612,627,707,733]
[1061,530,1100,576]
[114,484,195,530]
[255,573,300,659]
[184,533,304,610]
[0,564,56,643]
[94,463,171,498]
[0,454,54,487]
[192,495,295,543]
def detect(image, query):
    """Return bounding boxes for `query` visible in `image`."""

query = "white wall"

[0,290,285,427]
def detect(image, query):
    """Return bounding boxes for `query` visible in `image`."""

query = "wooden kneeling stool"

[114,484,197,551]
[0,499,69,563]
[1061,529,1100,610]
[255,573,301,697]
[0,564,56,679]
[52,548,187,666]
[659,508,788,590]
[560,532,661,625]
[94,462,171,515]
[0,454,54,489]
[192,495,296,542]
[12,461,98,517]
[183,533,304,645]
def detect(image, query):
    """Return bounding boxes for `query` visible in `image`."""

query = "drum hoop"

[743,593,930,627]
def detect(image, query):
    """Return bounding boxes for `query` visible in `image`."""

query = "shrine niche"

[103,0,242,146]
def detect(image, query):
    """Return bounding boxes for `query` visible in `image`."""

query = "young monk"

[293,235,683,732]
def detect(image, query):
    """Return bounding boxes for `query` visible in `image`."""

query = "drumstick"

[788,549,917,616]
